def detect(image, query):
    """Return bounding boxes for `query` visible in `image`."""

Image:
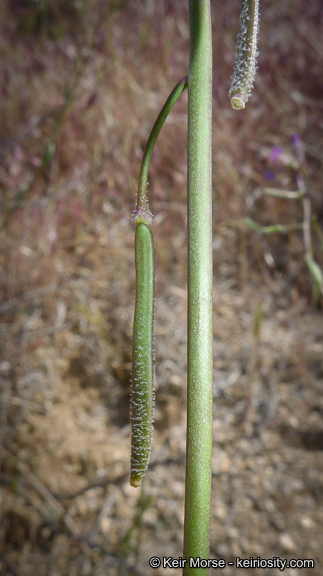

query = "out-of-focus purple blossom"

[268,145,299,169]
[291,133,301,148]
[268,146,284,163]
[264,170,275,181]
[291,133,305,165]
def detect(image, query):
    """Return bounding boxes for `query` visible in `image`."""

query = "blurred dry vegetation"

[0,0,323,574]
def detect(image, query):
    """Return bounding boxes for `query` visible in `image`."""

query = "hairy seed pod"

[130,221,155,487]
[229,0,260,110]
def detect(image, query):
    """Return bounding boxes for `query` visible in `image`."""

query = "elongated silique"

[130,221,155,487]
[130,77,188,487]
[229,0,260,109]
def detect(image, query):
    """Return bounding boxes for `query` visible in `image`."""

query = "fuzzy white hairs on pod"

[229,0,260,110]
[130,221,155,487]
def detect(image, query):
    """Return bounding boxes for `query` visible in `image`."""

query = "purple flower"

[291,133,305,165]
[264,170,275,181]
[291,134,301,148]
[268,146,284,164]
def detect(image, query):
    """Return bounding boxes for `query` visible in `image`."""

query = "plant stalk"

[136,76,188,217]
[183,1,213,574]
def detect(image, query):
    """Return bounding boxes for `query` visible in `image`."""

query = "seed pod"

[130,221,155,487]
[229,0,260,110]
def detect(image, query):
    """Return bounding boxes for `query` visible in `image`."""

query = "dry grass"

[0,0,323,575]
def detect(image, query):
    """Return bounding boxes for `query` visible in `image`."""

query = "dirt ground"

[0,1,322,575]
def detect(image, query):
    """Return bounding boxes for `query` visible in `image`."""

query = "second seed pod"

[130,220,155,487]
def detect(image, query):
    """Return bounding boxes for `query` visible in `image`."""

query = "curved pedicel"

[229,0,260,110]
[136,76,188,215]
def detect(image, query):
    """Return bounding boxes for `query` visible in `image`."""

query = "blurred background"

[0,0,322,574]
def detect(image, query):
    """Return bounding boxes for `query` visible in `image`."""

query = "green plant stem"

[136,76,188,216]
[183,1,213,574]
[263,188,304,200]
[245,217,304,235]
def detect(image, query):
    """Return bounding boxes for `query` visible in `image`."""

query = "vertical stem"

[183,1,213,574]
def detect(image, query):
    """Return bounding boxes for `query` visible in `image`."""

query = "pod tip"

[230,94,246,110]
